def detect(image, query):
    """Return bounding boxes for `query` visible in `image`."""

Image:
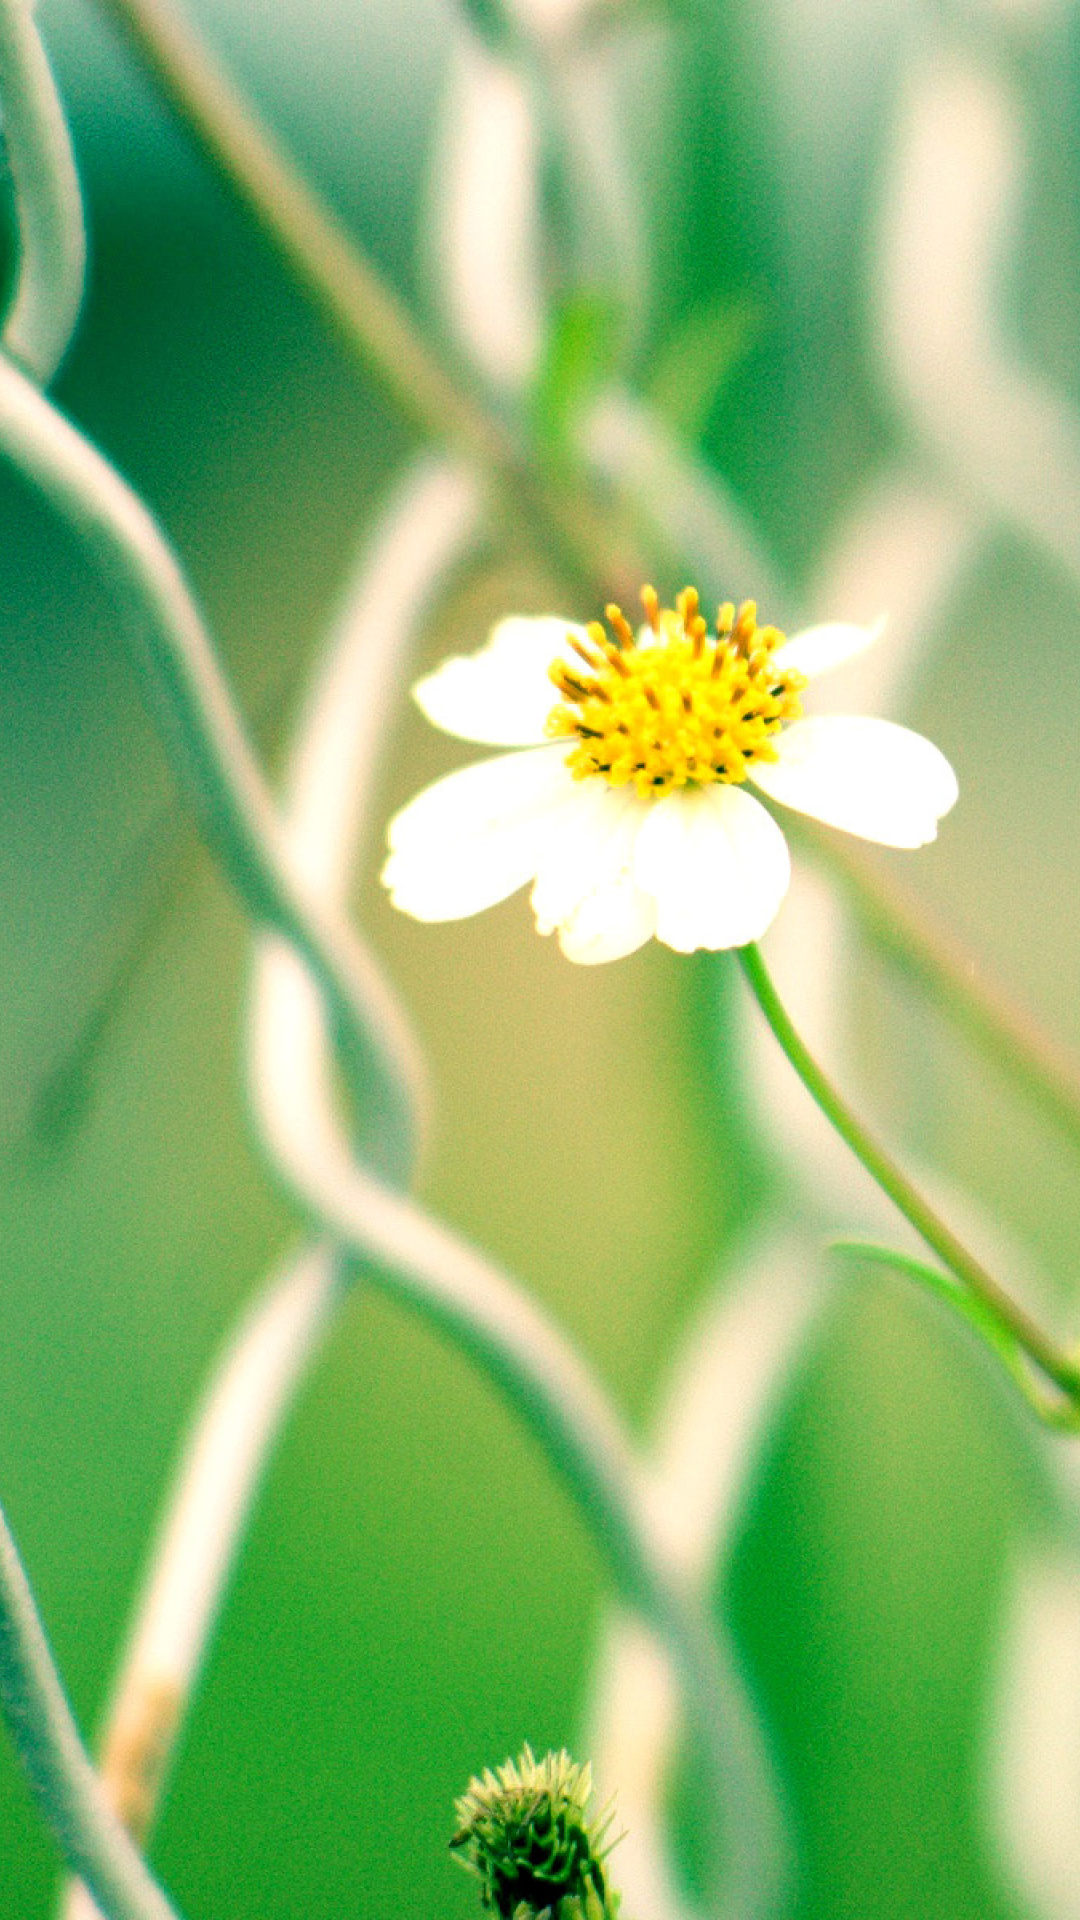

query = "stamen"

[569,635,604,671]
[676,586,700,631]
[604,603,636,649]
[551,667,592,703]
[545,586,801,797]
[732,600,757,654]
[600,640,631,677]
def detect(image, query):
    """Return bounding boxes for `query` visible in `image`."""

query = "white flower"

[382,588,958,965]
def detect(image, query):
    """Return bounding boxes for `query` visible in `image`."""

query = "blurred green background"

[1,1,1079,1916]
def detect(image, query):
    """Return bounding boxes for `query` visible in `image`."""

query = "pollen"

[546,587,806,797]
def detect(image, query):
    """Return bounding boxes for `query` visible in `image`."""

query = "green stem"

[92,0,629,605]
[97,6,485,461]
[0,0,85,382]
[738,941,1080,1405]
[830,1238,1080,1432]
[0,1503,183,1920]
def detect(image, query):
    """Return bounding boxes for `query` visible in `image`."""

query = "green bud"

[450,1746,621,1920]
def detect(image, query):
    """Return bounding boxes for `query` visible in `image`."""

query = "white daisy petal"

[383,744,577,920]
[413,615,589,746]
[633,786,792,953]
[749,715,958,847]
[557,878,658,965]
[772,615,885,680]
[389,589,956,957]
[531,783,649,933]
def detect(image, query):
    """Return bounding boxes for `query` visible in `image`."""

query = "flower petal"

[557,878,657,965]
[531,782,648,933]
[413,615,589,746]
[633,786,792,953]
[772,616,885,680]
[382,744,577,920]
[749,715,958,847]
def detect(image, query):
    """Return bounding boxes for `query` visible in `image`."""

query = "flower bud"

[450,1745,620,1920]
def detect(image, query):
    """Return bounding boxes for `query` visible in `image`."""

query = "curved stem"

[738,941,1080,1404]
[0,1503,184,1920]
[91,0,625,604]
[0,0,86,382]
[830,1238,1080,1433]
[89,0,487,465]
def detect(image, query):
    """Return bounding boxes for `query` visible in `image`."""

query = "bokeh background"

[2,1,1080,1917]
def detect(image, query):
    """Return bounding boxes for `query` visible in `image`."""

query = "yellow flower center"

[546,587,806,799]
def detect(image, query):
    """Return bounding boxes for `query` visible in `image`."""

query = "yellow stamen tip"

[548,586,798,797]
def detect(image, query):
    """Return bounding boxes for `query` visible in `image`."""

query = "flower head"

[451,1745,620,1920]
[383,588,958,963]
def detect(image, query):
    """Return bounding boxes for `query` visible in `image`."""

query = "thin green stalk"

[0,0,86,381]
[90,0,1080,1180]
[98,5,487,464]
[738,941,1080,1405]
[92,0,630,605]
[0,1503,184,1920]
[830,1239,1080,1432]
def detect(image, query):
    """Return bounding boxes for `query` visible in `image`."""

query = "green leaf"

[531,294,622,464]
[645,295,762,445]
[828,1238,1080,1432]
[458,0,522,55]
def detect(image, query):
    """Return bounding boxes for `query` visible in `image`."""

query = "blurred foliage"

[644,293,761,445]
[0,3,1078,1920]
[532,295,622,463]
